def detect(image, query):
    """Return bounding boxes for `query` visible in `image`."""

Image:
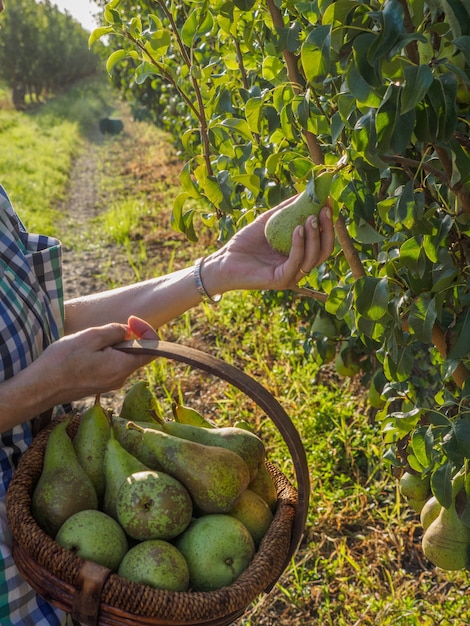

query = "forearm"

[64,265,203,334]
[0,359,66,432]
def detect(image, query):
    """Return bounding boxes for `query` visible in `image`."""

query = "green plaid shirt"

[0,185,66,625]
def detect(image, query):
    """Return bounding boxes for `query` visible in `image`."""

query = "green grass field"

[2,78,470,625]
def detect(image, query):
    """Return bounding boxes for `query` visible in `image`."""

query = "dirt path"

[60,119,131,302]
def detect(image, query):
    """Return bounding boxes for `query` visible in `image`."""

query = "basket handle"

[115,339,310,564]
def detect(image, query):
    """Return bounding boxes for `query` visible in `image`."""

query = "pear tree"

[91,0,470,513]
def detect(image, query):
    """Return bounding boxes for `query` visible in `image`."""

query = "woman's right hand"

[0,317,157,432]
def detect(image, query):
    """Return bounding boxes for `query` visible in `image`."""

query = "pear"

[120,380,159,422]
[126,423,251,514]
[157,419,265,481]
[73,396,111,501]
[228,489,274,547]
[420,496,442,531]
[248,462,278,512]
[32,416,98,537]
[102,429,149,521]
[422,473,470,570]
[112,416,164,470]
[264,171,332,255]
[172,401,215,428]
[422,501,470,570]
[399,471,431,502]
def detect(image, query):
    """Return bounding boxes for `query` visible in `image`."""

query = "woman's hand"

[0,316,158,431]
[203,201,335,294]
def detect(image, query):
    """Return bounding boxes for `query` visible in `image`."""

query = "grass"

[0,74,117,234]
[3,77,470,624]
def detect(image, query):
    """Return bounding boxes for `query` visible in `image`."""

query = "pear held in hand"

[32,416,99,537]
[264,171,332,255]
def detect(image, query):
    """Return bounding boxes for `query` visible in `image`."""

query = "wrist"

[193,257,222,303]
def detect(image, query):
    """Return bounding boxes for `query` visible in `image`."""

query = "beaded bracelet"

[193,257,222,303]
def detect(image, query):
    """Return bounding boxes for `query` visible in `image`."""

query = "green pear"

[420,496,442,531]
[102,428,149,520]
[248,462,278,513]
[56,509,128,572]
[32,416,99,537]
[422,473,470,570]
[175,514,255,591]
[422,502,470,570]
[157,419,265,481]
[264,172,332,255]
[120,380,159,422]
[116,469,193,541]
[227,489,273,547]
[112,416,164,470]
[334,342,360,377]
[118,539,190,591]
[172,401,216,428]
[73,397,111,501]
[399,471,431,501]
[125,423,251,514]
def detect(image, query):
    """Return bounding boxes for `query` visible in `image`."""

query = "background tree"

[0,0,100,109]
[92,0,470,525]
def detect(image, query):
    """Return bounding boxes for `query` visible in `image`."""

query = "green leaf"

[353,32,382,88]
[88,26,114,48]
[301,25,331,86]
[219,118,253,141]
[345,60,382,107]
[400,64,434,114]
[233,0,257,10]
[354,277,390,321]
[262,55,286,83]
[427,75,458,142]
[368,0,404,63]
[376,86,416,154]
[326,286,353,320]
[145,28,172,54]
[181,8,213,47]
[448,309,470,360]
[408,294,437,343]
[384,345,414,382]
[431,461,454,509]
[179,162,201,199]
[410,426,434,469]
[245,97,263,133]
[399,236,427,278]
[106,49,128,75]
[134,61,160,84]
[171,193,198,242]
[453,35,470,65]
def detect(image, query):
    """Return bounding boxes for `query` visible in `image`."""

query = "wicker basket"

[6,340,310,626]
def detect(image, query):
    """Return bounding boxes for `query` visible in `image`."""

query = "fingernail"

[311,216,318,229]
[298,225,304,238]
[324,207,332,220]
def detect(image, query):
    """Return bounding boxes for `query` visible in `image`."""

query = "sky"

[51,0,101,32]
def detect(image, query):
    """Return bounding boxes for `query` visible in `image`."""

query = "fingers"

[316,206,335,264]
[287,205,334,280]
[126,315,158,340]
